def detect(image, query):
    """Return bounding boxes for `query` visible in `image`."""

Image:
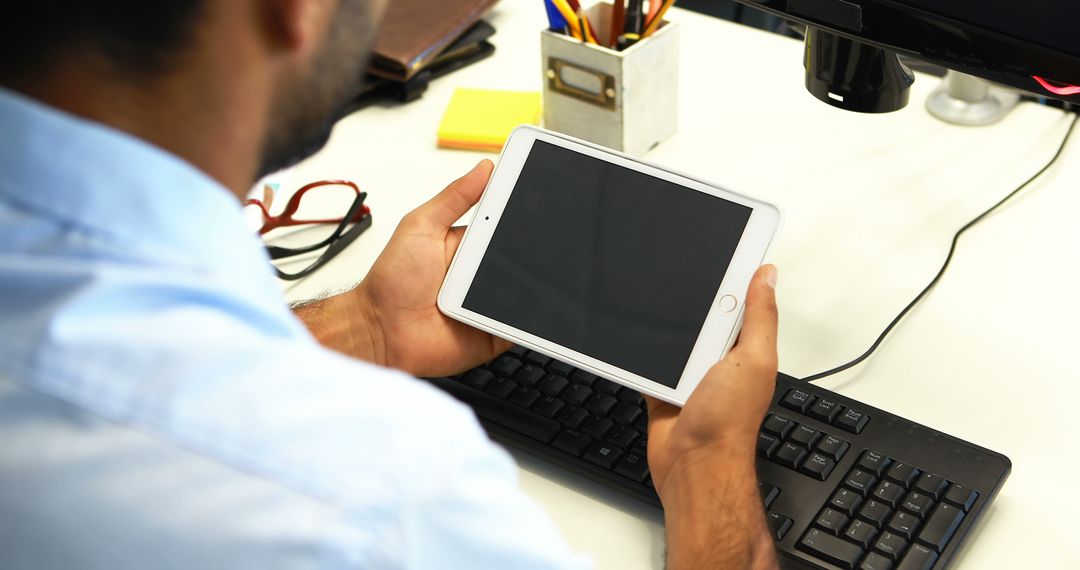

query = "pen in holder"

[541,2,679,156]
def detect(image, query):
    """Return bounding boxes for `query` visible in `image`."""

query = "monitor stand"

[926,70,1019,126]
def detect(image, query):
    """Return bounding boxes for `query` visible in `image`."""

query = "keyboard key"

[594,379,622,396]
[557,406,589,428]
[845,469,878,497]
[900,491,934,519]
[799,528,864,570]
[759,482,780,508]
[836,408,870,434]
[873,480,906,509]
[608,425,640,449]
[815,507,849,536]
[562,384,593,406]
[508,386,541,408]
[799,452,836,481]
[586,393,618,416]
[790,424,822,449]
[633,414,648,433]
[581,416,614,440]
[916,503,964,552]
[552,429,592,456]
[513,365,546,387]
[896,544,938,570]
[873,531,908,561]
[429,377,560,443]
[490,355,523,377]
[844,519,879,549]
[570,369,598,386]
[829,488,864,517]
[484,378,518,399]
[816,434,851,461]
[780,388,817,413]
[859,551,895,570]
[583,442,623,469]
[463,368,495,390]
[614,453,649,482]
[533,396,565,418]
[508,346,528,358]
[858,451,893,477]
[858,500,893,529]
[913,473,949,500]
[548,360,574,377]
[766,512,793,541]
[610,402,643,426]
[524,351,552,368]
[943,484,978,512]
[886,511,921,541]
[537,374,569,396]
[809,398,842,423]
[632,431,648,455]
[762,414,795,439]
[773,442,808,469]
[885,462,921,488]
[757,432,780,458]
[619,390,644,405]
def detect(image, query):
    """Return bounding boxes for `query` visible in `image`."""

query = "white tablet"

[438,126,781,406]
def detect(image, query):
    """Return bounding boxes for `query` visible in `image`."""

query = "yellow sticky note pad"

[438,88,542,152]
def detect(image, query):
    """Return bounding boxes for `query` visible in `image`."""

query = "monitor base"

[926,71,1019,127]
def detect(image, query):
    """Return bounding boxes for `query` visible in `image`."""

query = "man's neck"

[7,59,268,200]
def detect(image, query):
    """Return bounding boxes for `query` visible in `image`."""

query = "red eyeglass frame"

[244,180,372,235]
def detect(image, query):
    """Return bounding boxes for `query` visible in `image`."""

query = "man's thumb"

[735,265,778,357]
[414,160,494,230]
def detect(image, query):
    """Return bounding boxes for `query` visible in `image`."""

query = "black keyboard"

[427,346,1011,570]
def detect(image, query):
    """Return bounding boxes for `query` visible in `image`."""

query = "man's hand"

[646,264,780,570]
[296,160,512,377]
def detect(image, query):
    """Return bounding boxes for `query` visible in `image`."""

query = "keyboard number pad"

[758,413,850,481]
[797,449,980,569]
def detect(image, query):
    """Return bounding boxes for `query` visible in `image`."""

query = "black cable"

[803,112,1079,383]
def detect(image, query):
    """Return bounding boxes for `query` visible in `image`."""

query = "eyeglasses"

[244,180,372,281]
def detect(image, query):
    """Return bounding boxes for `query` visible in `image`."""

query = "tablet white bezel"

[438,126,781,406]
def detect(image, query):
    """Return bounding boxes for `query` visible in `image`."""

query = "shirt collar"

[0,86,279,281]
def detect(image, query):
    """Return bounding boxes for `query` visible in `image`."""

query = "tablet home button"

[718,295,738,313]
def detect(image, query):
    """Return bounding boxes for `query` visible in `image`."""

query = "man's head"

[258,0,382,177]
[0,0,386,189]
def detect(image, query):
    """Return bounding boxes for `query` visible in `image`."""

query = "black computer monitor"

[737,0,1080,112]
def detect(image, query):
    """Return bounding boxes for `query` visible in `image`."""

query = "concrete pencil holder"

[541,3,679,156]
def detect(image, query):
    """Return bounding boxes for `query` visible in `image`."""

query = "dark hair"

[0,1,204,80]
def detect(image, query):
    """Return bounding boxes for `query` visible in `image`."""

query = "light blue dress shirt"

[0,88,589,570]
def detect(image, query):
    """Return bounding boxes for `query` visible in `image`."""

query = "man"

[0,1,780,568]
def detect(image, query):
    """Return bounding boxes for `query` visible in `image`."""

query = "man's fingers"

[644,395,678,450]
[413,160,494,231]
[644,394,677,422]
[444,226,466,264]
[733,265,779,361]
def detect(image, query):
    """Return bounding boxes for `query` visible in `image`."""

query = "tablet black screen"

[463,141,752,388]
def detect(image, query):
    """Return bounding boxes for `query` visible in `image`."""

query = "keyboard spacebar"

[430,377,561,443]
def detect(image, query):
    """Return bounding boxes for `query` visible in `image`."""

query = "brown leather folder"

[370,0,500,81]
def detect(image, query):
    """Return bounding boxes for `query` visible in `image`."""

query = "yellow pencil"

[642,0,675,38]
[577,9,600,44]
[549,0,582,40]
[550,0,589,43]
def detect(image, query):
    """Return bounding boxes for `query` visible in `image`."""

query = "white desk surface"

[273,4,1080,568]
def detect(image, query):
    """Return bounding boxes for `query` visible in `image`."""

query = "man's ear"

[264,0,332,53]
